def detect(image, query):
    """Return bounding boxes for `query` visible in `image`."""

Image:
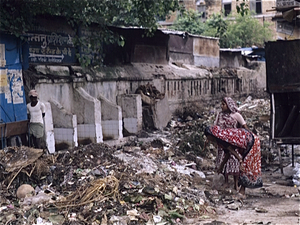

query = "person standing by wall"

[27,90,45,149]
[213,97,251,190]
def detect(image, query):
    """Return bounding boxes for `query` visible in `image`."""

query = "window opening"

[223,3,231,16]
[250,0,262,14]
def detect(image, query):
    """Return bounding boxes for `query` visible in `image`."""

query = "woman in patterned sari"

[214,97,251,190]
[205,125,263,197]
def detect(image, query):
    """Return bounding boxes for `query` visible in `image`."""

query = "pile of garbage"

[135,83,165,102]
[0,96,274,225]
[0,142,217,224]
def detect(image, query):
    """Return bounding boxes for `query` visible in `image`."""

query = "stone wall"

[25,61,266,152]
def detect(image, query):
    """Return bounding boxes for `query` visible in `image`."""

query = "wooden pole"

[292,145,294,167]
[278,147,283,174]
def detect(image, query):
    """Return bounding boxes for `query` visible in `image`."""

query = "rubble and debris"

[0,96,298,224]
[136,83,172,130]
[135,83,165,101]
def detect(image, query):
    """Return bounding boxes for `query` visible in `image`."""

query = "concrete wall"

[50,99,78,148]
[83,81,118,105]
[163,64,264,112]
[36,81,74,113]
[27,60,265,152]
[170,53,194,65]
[74,87,103,143]
[43,102,55,153]
[117,94,143,134]
[98,94,123,140]
[33,63,265,114]
[165,78,213,112]
[152,97,172,130]
[251,62,266,89]
[220,50,245,68]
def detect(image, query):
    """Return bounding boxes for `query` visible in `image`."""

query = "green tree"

[0,0,180,35]
[170,9,206,35]
[202,13,228,47]
[0,0,180,65]
[169,9,273,48]
[222,13,274,48]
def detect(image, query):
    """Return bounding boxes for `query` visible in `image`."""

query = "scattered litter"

[0,96,295,224]
[255,207,268,213]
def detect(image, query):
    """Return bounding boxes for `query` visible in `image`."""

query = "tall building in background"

[159,0,284,40]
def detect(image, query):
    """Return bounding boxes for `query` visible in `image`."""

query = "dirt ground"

[0,97,299,225]
[203,165,300,225]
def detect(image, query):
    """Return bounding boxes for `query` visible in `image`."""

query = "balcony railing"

[276,0,300,7]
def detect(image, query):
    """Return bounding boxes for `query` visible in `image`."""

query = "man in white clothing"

[27,90,45,148]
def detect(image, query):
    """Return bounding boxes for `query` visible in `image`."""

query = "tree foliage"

[0,0,181,66]
[170,9,206,35]
[170,9,273,48]
[202,13,228,47]
[222,13,274,48]
[0,0,180,34]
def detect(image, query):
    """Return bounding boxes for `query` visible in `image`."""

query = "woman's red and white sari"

[206,125,263,188]
[214,97,241,177]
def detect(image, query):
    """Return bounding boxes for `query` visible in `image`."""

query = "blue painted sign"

[26,32,77,64]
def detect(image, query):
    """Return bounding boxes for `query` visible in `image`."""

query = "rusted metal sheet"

[132,45,168,64]
[5,120,28,138]
[0,120,28,149]
[271,92,300,143]
[265,40,300,93]
[168,34,194,64]
[168,34,193,54]
[193,37,219,57]
[266,40,300,144]
[108,27,169,65]
[1,120,28,140]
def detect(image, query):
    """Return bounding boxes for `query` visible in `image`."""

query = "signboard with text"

[24,16,105,65]
[26,32,77,64]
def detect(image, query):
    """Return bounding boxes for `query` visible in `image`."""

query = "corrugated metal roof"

[108,26,219,40]
[220,48,243,52]
[159,28,219,40]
